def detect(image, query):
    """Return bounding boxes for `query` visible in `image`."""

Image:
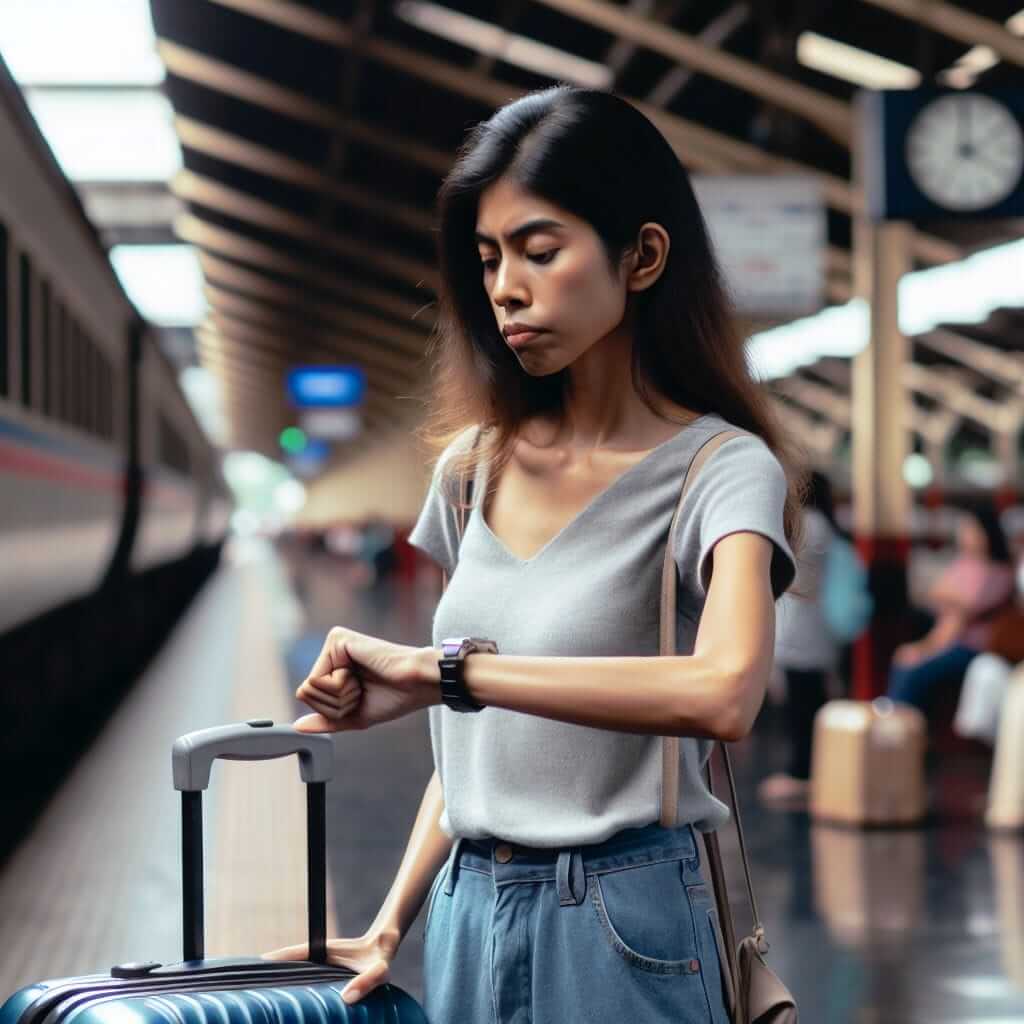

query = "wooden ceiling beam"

[904,362,1024,435]
[203,283,425,365]
[204,309,422,386]
[532,0,851,145]
[196,248,433,333]
[860,0,1024,69]
[196,335,415,423]
[768,395,842,460]
[171,169,439,291]
[159,23,960,268]
[157,40,451,175]
[915,327,1024,392]
[174,213,434,316]
[172,128,437,236]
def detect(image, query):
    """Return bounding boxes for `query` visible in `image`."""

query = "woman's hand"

[261,927,401,1005]
[293,626,436,733]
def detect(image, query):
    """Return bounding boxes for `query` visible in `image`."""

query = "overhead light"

[394,1,612,89]
[109,244,208,327]
[797,32,921,90]
[23,87,181,182]
[0,0,164,85]
[747,237,1024,380]
[180,366,229,448]
[939,7,1024,89]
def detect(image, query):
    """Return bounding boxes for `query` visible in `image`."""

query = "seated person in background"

[954,555,1024,744]
[888,497,1016,715]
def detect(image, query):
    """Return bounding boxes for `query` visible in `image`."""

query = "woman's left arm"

[414,531,776,743]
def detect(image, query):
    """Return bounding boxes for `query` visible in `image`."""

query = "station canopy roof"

[146,0,1024,480]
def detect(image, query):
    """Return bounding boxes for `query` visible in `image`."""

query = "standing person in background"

[887,497,1016,717]
[759,470,843,807]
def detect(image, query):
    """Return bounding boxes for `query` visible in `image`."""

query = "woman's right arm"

[366,767,453,946]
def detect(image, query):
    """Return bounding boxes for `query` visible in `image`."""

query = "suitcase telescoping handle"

[171,721,335,965]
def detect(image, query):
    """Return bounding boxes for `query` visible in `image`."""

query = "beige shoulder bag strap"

[446,424,797,1023]
[659,428,798,1023]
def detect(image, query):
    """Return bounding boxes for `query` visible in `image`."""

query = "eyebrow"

[474,218,566,246]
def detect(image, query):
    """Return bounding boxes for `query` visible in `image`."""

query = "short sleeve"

[407,426,480,577]
[675,434,797,602]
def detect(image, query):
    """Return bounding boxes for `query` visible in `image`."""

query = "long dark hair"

[959,496,1012,565]
[806,470,849,541]
[415,84,806,554]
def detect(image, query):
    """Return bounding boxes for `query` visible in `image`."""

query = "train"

[0,57,232,861]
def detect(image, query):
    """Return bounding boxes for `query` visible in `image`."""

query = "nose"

[491,258,529,310]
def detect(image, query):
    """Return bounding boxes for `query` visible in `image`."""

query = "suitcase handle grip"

[173,722,332,965]
[171,722,334,792]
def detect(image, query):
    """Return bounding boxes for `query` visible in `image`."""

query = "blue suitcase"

[0,723,429,1024]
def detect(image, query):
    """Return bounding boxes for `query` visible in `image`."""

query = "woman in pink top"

[887,498,1016,713]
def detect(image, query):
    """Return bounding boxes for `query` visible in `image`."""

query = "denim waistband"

[441,821,701,906]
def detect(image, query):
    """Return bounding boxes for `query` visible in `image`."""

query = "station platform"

[1,538,1023,1022]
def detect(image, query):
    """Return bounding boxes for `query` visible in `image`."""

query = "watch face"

[905,93,1024,212]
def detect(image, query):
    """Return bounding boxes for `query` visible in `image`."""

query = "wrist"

[417,645,443,704]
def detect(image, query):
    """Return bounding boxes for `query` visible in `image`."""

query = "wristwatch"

[439,636,498,712]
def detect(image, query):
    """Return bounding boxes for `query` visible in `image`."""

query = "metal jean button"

[495,843,514,863]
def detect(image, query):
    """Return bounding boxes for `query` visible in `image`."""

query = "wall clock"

[859,88,1024,222]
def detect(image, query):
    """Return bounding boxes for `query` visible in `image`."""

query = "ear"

[624,222,670,292]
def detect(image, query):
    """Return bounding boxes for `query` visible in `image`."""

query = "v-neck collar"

[473,413,713,565]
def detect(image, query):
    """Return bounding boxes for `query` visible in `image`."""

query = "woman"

[263,85,803,1023]
[887,498,1015,715]
[759,470,845,806]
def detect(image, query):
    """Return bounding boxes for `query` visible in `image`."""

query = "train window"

[19,251,31,409]
[69,320,80,430]
[55,302,67,425]
[0,222,7,399]
[41,280,51,418]
[83,332,94,436]
[158,413,189,476]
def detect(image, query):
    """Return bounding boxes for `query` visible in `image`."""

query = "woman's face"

[957,514,989,559]
[474,177,661,374]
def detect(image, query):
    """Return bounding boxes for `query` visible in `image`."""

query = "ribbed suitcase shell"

[0,960,428,1024]
[1,725,431,1024]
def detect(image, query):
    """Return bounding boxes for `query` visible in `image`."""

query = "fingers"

[304,627,356,682]
[294,712,360,734]
[260,942,309,960]
[297,679,361,721]
[340,958,390,1005]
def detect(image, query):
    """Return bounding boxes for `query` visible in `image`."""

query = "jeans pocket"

[590,857,702,974]
[686,885,731,1024]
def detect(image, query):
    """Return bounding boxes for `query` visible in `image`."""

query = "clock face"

[905,93,1024,212]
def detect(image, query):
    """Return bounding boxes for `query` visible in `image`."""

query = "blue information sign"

[286,366,365,407]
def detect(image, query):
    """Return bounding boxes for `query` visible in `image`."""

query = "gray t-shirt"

[407,412,796,847]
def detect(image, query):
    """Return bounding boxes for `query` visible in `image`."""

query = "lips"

[506,329,546,349]
[503,325,546,338]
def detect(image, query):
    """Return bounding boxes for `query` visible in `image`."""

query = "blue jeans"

[887,643,980,712]
[422,821,731,1024]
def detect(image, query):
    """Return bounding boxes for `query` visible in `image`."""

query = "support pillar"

[850,129,914,699]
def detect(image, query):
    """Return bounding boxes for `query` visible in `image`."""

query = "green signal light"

[279,427,307,453]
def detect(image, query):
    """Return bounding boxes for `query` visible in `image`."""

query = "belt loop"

[443,836,464,896]
[557,848,586,906]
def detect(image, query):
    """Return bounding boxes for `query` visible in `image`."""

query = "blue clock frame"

[857,87,1024,223]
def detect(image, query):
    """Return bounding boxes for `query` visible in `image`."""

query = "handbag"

[446,425,798,1024]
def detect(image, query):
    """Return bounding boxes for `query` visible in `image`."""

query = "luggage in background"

[809,699,928,825]
[987,667,1024,830]
[0,722,428,1024]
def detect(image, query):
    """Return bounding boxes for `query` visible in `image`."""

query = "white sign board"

[691,175,827,318]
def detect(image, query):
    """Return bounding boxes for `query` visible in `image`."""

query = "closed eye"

[481,250,559,272]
